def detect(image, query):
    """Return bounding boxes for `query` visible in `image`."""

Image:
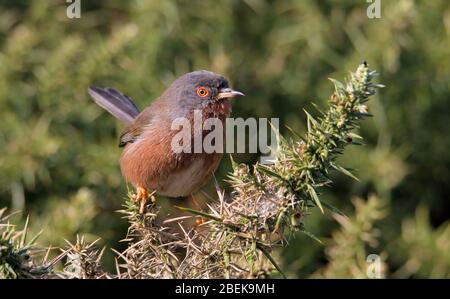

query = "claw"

[195,217,206,226]
[134,188,157,213]
[135,187,149,214]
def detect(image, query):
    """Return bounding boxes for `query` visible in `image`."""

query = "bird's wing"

[118,106,155,147]
[88,86,140,125]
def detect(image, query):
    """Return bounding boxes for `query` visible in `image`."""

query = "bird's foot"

[133,187,155,214]
[195,217,206,226]
[189,194,207,227]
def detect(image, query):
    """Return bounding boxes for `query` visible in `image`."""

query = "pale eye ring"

[196,86,209,98]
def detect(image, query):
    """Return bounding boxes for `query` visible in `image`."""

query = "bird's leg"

[188,193,202,209]
[134,188,158,214]
[189,194,206,226]
[150,191,157,203]
[135,187,149,214]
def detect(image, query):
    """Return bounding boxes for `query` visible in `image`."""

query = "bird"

[88,71,244,213]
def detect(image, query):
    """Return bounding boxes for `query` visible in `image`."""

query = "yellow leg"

[150,192,157,203]
[189,194,206,226]
[134,188,157,213]
[135,187,149,214]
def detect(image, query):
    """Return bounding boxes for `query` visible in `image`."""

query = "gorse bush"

[0,63,382,278]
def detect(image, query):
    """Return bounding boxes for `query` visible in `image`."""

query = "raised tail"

[88,86,140,125]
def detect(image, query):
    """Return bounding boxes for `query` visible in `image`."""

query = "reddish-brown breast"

[120,100,231,197]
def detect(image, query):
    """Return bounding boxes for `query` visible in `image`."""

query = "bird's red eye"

[196,87,209,98]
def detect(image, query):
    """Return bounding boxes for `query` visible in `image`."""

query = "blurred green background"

[0,0,449,278]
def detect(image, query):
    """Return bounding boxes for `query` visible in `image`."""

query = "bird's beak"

[216,88,245,100]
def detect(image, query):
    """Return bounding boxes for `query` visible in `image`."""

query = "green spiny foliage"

[313,195,388,278]
[114,194,181,279]
[391,206,450,278]
[0,208,58,278]
[61,236,107,279]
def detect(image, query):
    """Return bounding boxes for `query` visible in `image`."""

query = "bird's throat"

[202,99,232,119]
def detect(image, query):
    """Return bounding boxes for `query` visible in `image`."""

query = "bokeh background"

[0,0,449,278]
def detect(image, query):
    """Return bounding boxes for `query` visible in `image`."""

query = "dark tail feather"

[88,86,140,124]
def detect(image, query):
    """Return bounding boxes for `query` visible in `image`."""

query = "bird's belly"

[157,159,209,197]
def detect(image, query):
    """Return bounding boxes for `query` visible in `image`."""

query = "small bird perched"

[88,71,244,212]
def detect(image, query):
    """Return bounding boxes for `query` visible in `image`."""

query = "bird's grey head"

[163,70,244,111]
